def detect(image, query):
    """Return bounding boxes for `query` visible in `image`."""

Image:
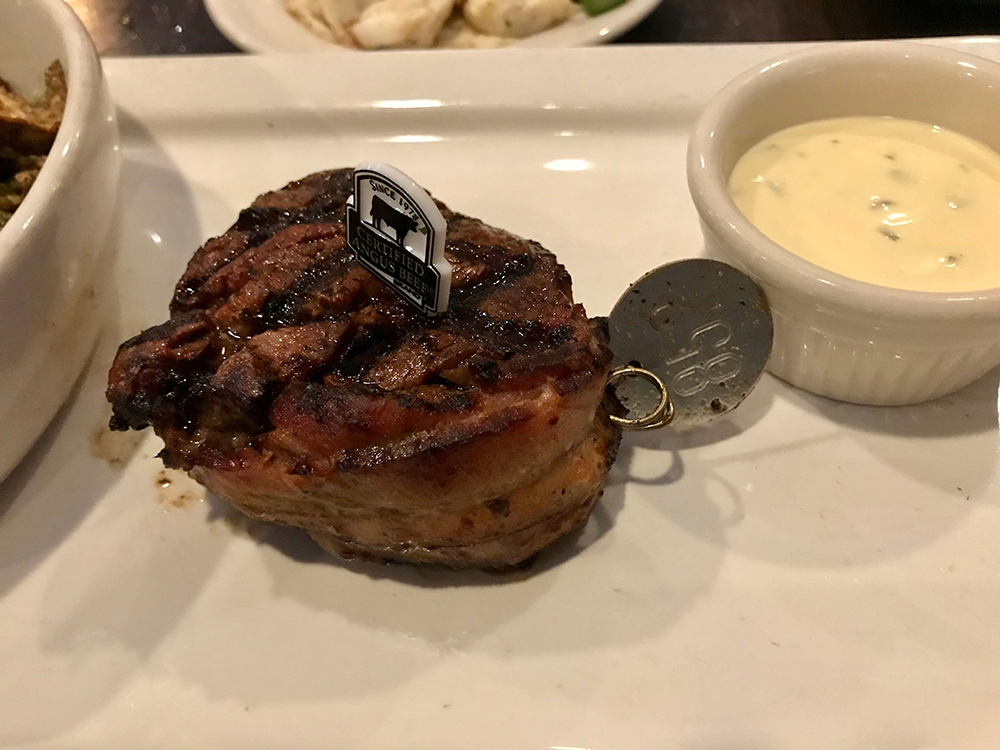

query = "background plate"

[0,42,998,749]
[203,0,663,52]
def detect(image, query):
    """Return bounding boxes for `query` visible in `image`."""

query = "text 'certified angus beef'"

[106,168,620,568]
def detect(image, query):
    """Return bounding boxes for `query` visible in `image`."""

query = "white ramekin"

[0,0,120,480]
[687,41,1000,406]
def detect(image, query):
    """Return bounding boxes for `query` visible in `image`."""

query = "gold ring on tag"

[606,259,772,430]
[607,366,674,430]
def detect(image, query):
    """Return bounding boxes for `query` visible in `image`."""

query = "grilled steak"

[107,168,619,567]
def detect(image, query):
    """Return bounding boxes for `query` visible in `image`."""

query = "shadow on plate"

[0,110,214,598]
[0,346,107,594]
[164,468,724,708]
[782,364,1000,505]
[793,363,1000,439]
[0,111,235,745]
[638,367,1000,571]
[0,208,132,600]
[192,443,721,648]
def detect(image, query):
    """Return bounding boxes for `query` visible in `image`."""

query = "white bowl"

[687,41,1000,406]
[0,0,120,480]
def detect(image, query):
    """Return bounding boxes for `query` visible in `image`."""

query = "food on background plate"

[729,116,1000,292]
[0,61,66,230]
[283,0,623,49]
[107,168,620,568]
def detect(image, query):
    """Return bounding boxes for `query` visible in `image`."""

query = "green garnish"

[579,0,627,17]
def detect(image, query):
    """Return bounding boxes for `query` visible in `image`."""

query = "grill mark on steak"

[445,238,536,306]
[172,170,356,315]
[254,253,356,328]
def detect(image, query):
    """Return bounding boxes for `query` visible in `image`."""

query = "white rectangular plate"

[1,41,999,749]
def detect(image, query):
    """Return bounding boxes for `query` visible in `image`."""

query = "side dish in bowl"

[0,0,120,481]
[203,0,658,53]
[688,41,1000,405]
[284,0,627,49]
[0,61,65,230]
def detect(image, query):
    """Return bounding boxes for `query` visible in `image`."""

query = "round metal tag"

[607,259,773,429]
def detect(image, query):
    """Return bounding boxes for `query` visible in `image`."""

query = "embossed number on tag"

[607,259,772,429]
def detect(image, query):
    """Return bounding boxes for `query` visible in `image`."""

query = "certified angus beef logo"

[346,163,452,315]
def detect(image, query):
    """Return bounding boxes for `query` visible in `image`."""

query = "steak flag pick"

[346,164,773,429]
[346,163,451,315]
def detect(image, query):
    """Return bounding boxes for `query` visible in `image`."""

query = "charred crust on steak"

[109,168,612,469]
[107,168,620,567]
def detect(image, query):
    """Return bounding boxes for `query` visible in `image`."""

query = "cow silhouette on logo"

[370,194,418,246]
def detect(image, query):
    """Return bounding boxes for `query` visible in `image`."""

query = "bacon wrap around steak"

[107,168,620,567]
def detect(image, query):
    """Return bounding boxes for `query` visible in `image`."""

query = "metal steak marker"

[346,163,452,315]
[607,259,773,430]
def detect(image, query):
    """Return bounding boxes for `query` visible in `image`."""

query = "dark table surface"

[66,0,1000,56]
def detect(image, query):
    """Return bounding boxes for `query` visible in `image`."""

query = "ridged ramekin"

[687,41,1000,405]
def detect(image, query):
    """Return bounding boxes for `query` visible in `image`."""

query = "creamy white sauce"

[728,116,1000,292]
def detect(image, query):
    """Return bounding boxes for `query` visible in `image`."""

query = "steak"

[107,168,620,567]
